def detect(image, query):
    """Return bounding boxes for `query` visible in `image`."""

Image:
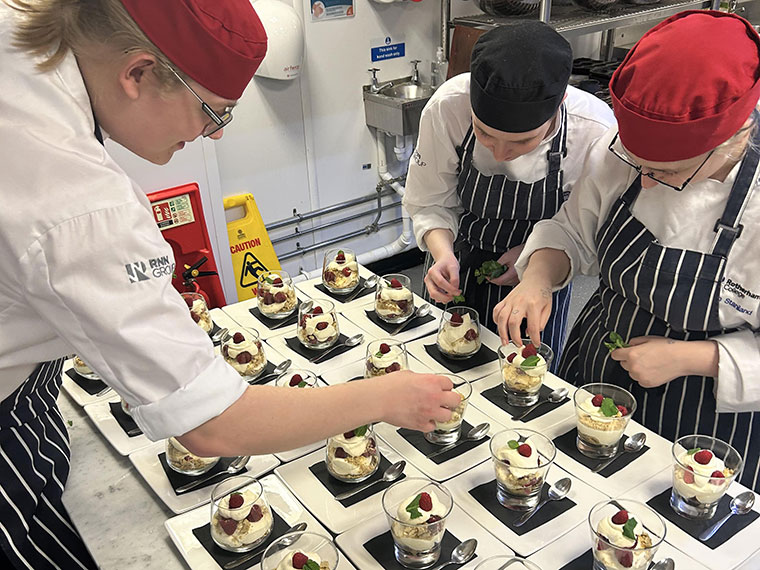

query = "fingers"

[425,268,459,299]
[434,374,455,391]
[627,336,649,346]
[508,308,524,346]
[609,347,630,361]
[486,265,518,287]
[432,407,454,424]
[441,263,460,291]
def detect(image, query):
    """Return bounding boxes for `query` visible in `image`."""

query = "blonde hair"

[3,0,183,88]
[716,106,760,161]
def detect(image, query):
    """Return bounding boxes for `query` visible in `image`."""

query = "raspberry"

[323,270,335,282]
[427,514,442,523]
[390,278,403,288]
[247,504,263,522]
[336,251,346,262]
[385,363,401,373]
[517,444,532,457]
[597,538,608,551]
[289,374,303,387]
[184,297,194,308]
[222,346,229,357]
[464,329,478,341]
[591,394,604,407]
[343,430,355,439]
[274,292,286,303]
[379,343,391,354]
[219,518,238,535]
[617,405,628,416]
[233,332,245,343]
[228,493,244,509]
[292,553,309,569]
[191,312,201,323]
[397,300,409,312]
[418,492,433,511]
[312,306,323,315]
[684,465,695,485]
[334,447,348,458]
[342,267,352,277]
[506,352,517,363]
[299,316,308,327]
[236,351,252,364]
[316,322,328,330]
[272,277,283,286]
[449,312,463,326]
[262,292,275,305]
[611,509,629,525]
[522,343,538,358]
[694,450,713,465]
[616,550,633,568]
[711,470,725,481]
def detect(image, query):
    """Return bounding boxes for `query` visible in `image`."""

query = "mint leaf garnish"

[604,331,629,352]
[354,425,368,437]
[622,518,638,540]
[452,294,466,303]
[520,355,540,369]
[265,277,274,285]
[474,260,507,284]
[375,351,383,358]
[687,448,701,455]
[508,440,519,449]
[304,561,320,570]
[600,398,618,417]
[406,494,422,519]
[297,381,307,388]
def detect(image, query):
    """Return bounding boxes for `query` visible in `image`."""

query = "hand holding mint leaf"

[452,294,466,303]
[604,332,629,352]
[474,260,507,284]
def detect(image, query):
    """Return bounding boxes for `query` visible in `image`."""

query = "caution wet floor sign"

[224,193,281,301]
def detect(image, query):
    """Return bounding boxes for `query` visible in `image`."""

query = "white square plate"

[220,295,311,341]
[404,330,501,384]
[318,352,430,386]
[129,441,280,514]
[209,308,243,337]
[165,474,356,570]
[60,358,113,407]
[275,442,426,534]
[335,504,515,569]
[374,405,501,482]
[341,296,443,345]
[83,394,154,456]
[445,460,608,557]
[294,265,378,310]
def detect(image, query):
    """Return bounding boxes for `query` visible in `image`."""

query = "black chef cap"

[470,22,572,133]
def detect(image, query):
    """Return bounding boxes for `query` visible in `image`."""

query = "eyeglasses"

[608,132,714,192]
[166,65,233,137]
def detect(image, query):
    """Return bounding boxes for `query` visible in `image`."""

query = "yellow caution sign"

[224,193,281,301]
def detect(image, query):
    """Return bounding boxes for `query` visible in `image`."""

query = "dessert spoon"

[425,422,490,459]
[511,387,568,421]
[309,333,364,364]
[334,460,406,501]
[513,477,571,527]
[649,558,675,570]
[249,359,292,385]
[343,274,379,303]
[223,522,308,569]
[211,327,228,344]
[391,304,433,335]
[591,432,646,473]
[175,455,250,493]
[698,491,755,540]
[428,538,477,570]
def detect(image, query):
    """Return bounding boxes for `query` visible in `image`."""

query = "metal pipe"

[441,0,451,57]
[539,0,551,23]
[278,217,404,261]
[266,188,396,231]
[600,29,615,60]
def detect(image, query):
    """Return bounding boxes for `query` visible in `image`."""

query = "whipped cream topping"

[226,333,260,359]
[438,314,479,353]
[495,443,542,469]
[380,286,412,301]
[217,490,262,521]
[303,314,338,341]
[596,513,641,549]
[502,342,547,377]
[330,432,370,457]
[579,397,623,418]
[275,552,322,570]
[395,492,448,524]
[369,345,404,367]
[326,251,358,273]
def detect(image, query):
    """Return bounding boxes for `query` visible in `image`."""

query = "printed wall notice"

[311,0,354,21]
[371,36,406,62]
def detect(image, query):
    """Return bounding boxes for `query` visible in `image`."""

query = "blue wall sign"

[371,42,405,62]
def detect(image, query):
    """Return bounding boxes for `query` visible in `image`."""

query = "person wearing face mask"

[495,10,760,491]
[0,2,462,568]
[403,22,615,368]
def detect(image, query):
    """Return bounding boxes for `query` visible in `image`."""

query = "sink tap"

[368,68,392,94]
[410,60,421,85]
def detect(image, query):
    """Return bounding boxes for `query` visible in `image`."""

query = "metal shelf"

[451,0,711,38]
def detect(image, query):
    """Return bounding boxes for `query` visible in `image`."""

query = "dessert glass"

[72,355,100,380]
[382,478,453,569]
[210,476,274,553]
[574,383,636,459]
[325,423,381,483]
[424,376,471,445]
[588,499,666,570]
[375,273,415,324]
[257,270,297,320]
[165,437,219,476]
[275,369,319,389]
[490,428,556,510]
[474,556,543,570]
[670,434,743,519]
[322,247,360,294]
[365,338,409,378]
[436,307,481,359]
[120,398,132,417]
[297,299,340,350]
[181,291,213,333]
[221,327,268,380]
[260,531,339,570]
[498,340,553,406]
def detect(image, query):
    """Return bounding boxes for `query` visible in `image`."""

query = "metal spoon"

[211,327,228,344]
[223,522,308,569]
[592,432,646,473]
[309,333,364,364]
[249,359,292,385]
[334,460,406,501]
[343,274,379,303]
[428,538,477,570]
[511,387,568,421]
[426,422,490,459]
[175,455,250,493]
[391,304,433,335]
[649,558,675,570]
[513,477,572,527]
[699,491,755,540]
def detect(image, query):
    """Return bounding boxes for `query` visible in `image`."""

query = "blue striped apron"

[558,131,760,491]
[0,360,98,569]
[423,105,572,370]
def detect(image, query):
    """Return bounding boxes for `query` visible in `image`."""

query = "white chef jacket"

[516,127,760,413]
[0,6,247,441]
[402,73,616,250]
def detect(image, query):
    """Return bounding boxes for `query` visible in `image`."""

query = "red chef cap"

[610,10,760,162]
[119,0,267,100]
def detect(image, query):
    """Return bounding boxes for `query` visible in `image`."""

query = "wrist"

[424,229,455,261]
[677,340,720,377]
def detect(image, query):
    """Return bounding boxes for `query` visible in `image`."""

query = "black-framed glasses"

[166,66,233,137]
[608,132,714,192]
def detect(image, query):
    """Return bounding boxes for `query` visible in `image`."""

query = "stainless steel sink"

[363,76,435,137]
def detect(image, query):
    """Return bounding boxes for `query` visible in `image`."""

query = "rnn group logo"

[125,255,175,283]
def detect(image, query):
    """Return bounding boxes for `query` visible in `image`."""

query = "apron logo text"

[722,278,759,300]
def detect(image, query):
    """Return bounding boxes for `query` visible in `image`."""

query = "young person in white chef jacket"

[496,10,760,492]
[403,23,615,370]
[0,1,461,568]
